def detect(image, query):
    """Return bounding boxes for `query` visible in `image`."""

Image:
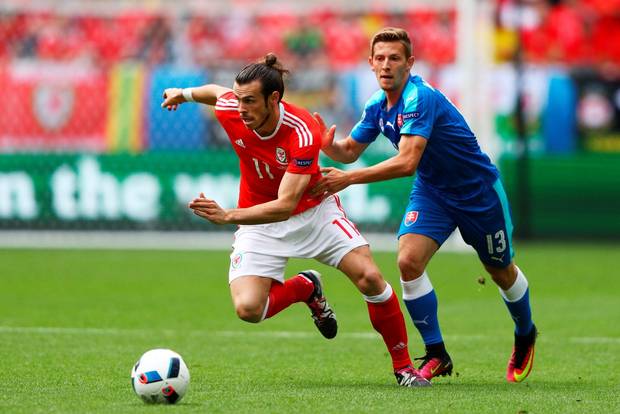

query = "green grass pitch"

[1,242,619,413]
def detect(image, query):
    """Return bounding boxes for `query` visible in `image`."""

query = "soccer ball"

[131,349,190,404]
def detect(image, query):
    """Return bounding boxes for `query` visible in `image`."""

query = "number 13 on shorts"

[486,229,506,255]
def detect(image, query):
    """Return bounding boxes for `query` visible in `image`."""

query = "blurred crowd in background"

[1,0,619,154]
[497,0,620,71]
[0,6,455,69]
[0,0,619,71]
[0,0,618,235]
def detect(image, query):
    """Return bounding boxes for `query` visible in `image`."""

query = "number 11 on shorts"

[332,218,360,239]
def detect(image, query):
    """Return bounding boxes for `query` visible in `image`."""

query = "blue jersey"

[351,75,499,201]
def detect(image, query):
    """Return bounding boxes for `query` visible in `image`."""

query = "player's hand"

[313,112,336,150]
[161,88,184,111]
[188,192,229,224]
[310,167,350,197]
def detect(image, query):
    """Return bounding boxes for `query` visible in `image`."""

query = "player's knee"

[485,263,516,290]
[354,267,384,296]
[397,253,425,280]
[234,300,264,323]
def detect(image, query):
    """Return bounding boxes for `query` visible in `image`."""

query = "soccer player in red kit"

[161,53,430,387]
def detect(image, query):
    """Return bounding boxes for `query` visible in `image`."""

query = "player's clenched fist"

[161,88,185,111]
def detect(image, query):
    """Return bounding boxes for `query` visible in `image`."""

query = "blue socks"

[401,267,534,346]
[500,267,534,336]
[401,272,444,345]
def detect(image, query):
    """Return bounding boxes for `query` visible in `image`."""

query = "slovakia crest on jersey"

[397,114,403,128]
[275,147,287,165]
[404,211,418,227]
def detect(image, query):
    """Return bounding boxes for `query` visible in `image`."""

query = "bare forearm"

[199,172,309,225]
[346,135,425,185]
[347,156,417,185]
[187,84,230,106]
[313,135,425,195]
[323,140,359,164]
[162,84,230,110]
[224,200,296,225]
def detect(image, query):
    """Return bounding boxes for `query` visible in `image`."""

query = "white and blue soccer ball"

[131,349,190,404]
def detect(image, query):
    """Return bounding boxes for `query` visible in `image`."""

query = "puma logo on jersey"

[235,139,245,148]
[490,254,505,263]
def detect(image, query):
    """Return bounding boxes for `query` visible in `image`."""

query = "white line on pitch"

[568,337,620,344]
[1,326,619,344]
[0,326,378,339]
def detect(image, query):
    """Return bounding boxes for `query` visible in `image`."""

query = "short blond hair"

[370,27,413,58]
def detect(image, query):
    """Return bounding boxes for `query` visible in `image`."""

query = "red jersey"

[214,91,323,215]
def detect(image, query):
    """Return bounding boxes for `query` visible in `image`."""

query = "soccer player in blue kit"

[312,27,537,383]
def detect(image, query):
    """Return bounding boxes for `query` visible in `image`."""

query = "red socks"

[263,274,314,320]
[367,291,412,370]
[264,276,412,371]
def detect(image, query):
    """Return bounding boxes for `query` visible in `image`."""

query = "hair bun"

[264,53,277,67]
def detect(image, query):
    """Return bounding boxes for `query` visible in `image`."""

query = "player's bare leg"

[338,245,430,387]
[484,261,517,290]
[229,273,337,338]
[485,262,536,382]
[398,234,453,380]
[229,276,273,323]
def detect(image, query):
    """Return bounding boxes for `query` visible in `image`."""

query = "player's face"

[233,80,276,131]
[369,41,414,93]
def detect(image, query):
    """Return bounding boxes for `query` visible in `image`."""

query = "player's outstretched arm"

[313,112,367,164]
[188,173,310,225]
[161,84,232,110]
[311,134,426,195]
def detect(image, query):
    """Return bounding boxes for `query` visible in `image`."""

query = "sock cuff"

[260,296,270,321]
[500,266,529,302]
[401,271,433,300]
[363,283,394,304]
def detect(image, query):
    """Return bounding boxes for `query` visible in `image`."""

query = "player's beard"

[253,108,272,134]
[378,74,398,92]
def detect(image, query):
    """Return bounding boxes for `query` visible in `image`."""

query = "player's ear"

[269,90,280,106]
[407,55,415,70]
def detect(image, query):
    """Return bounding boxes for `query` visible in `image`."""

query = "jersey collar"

[382,74,415,114]
[253,102,284,141]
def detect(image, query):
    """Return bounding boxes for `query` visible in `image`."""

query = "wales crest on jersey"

[275,147,287,165]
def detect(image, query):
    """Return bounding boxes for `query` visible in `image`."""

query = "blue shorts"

[397,179,515,268]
